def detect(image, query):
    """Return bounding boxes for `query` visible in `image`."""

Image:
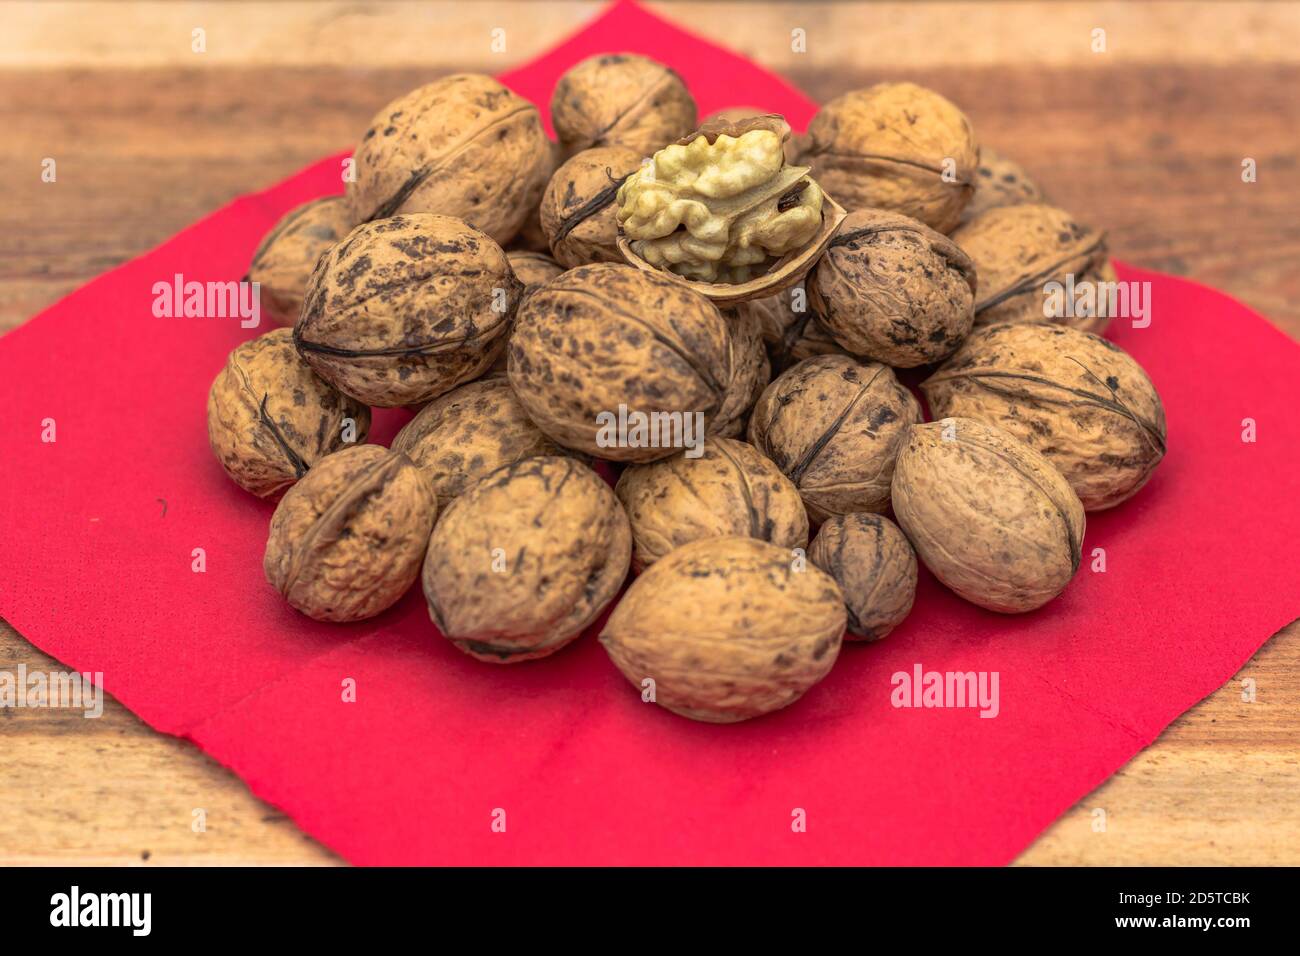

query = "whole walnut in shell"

[551,53,698,156]
[808,209,976,367]
[615,437,808,570]
[264,444,437,622]
[600,536,845,723]
[799,82,978,233]
[950,204,1112,332]
[506,250,565,295]
[891,417,1085,613]
[511,139,567,254]
[248,197,354,327]
[346,74,552,245]
[541,146,644,268]
[747,354,922,524]
[962,147,1044,223]
[714,313,771,438]
[507,263,733,461]
[207,328,371,497]
[391,377,568,508]
[922,322,1167,510]
[808,514,916,641]
[422,457,631,663]
[296,214,521,407]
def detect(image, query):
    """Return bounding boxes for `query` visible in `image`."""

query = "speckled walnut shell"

[345,74,552,245]
[541,146,644,268]
[551,53,698,156]
[507,263,733,461]
[390,377,569,507]
[962,147,1044,223]
[600,536,845,723]
[891,418,1085,613]
[506,250,565,295]
[615,437,808,570]
[421,457,631,663]
[264,444,437,622]
[714,313,771,438]
[808,513,917,641]
[799,82,978,233]
[295,214,521,407]
[950,204,1112,332]
[207,328,371,497]
[922,323,1167,510]
[809,209,977,367]
[248,197,354,327]
[747,354,922,523]
[510,139,567,253]
[735,283,807,350]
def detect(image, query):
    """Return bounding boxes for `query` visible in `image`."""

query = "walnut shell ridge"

[422,456,631,663]
[891,417,1085,613]
[747,354,922,524]
[799,82,979,233]
[615,437,809,570]
[808,513,917,641]
[263,444,437,622]
[809,208,977,367]
[551,54,698,156]
[714,312,771,438]
[207,328,371,498]
[248,197,355,327]
[600,536,846,723]
[541,145,644,268]
[921,322,1168,510]
[507,263,733,461]
[295,214,521,407]
[345,74,552,245]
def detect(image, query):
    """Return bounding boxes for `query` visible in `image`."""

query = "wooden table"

[2,1,1297,866]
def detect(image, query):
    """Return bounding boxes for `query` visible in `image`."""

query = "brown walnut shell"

[614,437,809,570]
[600,536,846,723]
[345,74,552,245]
[809,208,977,367]
[799,82,979,233]
[390,377,569,508]
[551,53,698,156]
[507,263,733,461]
[891,417,1085,613]
[950,204,1112,332]
[747,354,922,524]
[506,250,565,294]
[541,145,644,268]
[295,214,521,407]
[263,444,437,622]
[808,513,917,641]
[421,457,631,663]
[248,197,354,327]
[510,139,567,254]
[206,328,371,498]
[921,322,1167,510]
[714,313,771,438]
[962,147,1045,223]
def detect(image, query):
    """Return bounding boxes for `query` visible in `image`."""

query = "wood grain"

[1,0,1297,866]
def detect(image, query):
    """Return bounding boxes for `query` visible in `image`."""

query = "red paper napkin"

[1,0,1296,865]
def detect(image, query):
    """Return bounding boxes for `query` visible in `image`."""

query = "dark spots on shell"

[869,405,898,429]
[812,636,834,660]
[1105,375,1120,391]
[383,126,397,136]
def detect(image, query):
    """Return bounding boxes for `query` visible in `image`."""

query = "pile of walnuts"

[208,54,1168,724]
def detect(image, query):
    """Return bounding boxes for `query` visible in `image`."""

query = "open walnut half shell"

[616,115,847,306]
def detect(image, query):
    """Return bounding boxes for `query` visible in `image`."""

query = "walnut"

[702,107,804,163]
[734,283,807,351]
[714,312,771,438]
[614,437,808,570]
[295,214,521,407]
[799,82,978,233]
[891,417,1085,613]
[616,115,832,287]
[808,514,916,641]
[551,54,698,156]
[207,328,370,497]
[600,536,845,722]
[346,74,552,245]
[506,250,565,294]
[962,147,1044,223]
[263,445,437,621]
[921,322,1167,510]
[808,209,976,367]
[248,197,353,327]
[422,457,631,663]
[510,139,566,253]
[747,354,921,523]
[541,146,644,268]
[949,204,1112,331]
[390,377,569,508]
[507,263,733,461]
